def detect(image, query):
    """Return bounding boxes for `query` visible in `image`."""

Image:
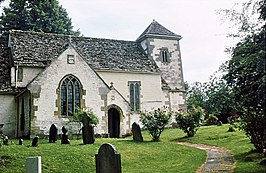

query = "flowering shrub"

[140,107,172,141]
[175,107,204,137]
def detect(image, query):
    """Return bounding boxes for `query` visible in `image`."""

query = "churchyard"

[0,124,265,173]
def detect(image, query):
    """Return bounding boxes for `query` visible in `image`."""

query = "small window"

[129,81,141,112]
[17,67,23,82]
[67,55,75,64]
[161,50,169,63]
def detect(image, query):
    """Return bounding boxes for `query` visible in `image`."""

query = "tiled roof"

[9,30,160,73]
[137,20,181,41]
[0,40,24,93]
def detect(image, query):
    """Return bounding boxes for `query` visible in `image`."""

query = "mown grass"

[174,124,266,173]
[0,132,205,173]
[0,125,265,173]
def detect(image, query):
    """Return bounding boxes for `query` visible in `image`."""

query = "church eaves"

[8,30,160,73]
[137,20,182,41]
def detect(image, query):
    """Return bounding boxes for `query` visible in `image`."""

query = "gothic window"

[60,75,81,116]
[161,49,169,63]
[129,81,140,111]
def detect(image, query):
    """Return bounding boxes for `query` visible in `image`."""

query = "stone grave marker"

[132,122,143,142]
[82,115,95,144]
[95,143,121,173]
[3,135,8,145]
[26,156,42,173]
[61,126,70,144]
[32,136,39,147]
[49,124,58,143]
[19,138,23,145]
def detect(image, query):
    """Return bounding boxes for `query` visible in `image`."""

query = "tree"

[223,0,266,151]
[186,82,207,111]
[0,0,79,35]
[140,107,171,141]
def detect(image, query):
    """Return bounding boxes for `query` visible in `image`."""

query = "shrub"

[175,107,204,137]
[206,114,218,125]
[140,107,172,141]
[71,108,99,127]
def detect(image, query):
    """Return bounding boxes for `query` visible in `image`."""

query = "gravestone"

[82,115,95,144]
[32,136,39,147]
[19,138,23,145]
[49,124,58,143]
[95,143,121,173]
[132,122,143,142]
[3,135,8,145]
[61,126,70,144]
[26,156,42,173]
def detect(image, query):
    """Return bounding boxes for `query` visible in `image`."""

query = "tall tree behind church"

[0,0,79,35]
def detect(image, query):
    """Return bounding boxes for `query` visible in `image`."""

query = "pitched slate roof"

[137,20,181,41]
[9,30,160,73]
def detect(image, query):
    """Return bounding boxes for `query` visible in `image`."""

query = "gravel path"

[177,142,235,173]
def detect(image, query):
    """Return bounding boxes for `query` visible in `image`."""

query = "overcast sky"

[1,0,246,83]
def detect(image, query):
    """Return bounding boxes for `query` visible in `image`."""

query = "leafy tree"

[175,106,205,137]
[186,82,207,111]
[0,0,79,35]
[223,0,266,151]
[140,107,172,141]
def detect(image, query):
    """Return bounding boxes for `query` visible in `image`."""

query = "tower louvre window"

[161,50,169,63]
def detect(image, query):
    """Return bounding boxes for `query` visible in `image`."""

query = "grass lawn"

[0,124,265,173]
[173,124,266,173]
[0,132,205,173]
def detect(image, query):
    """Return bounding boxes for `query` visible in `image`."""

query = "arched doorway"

[108,108,120,138]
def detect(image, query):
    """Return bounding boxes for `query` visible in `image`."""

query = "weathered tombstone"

[19,138,23,145]
[95,143,121,173]
[217,121,223,126]
[49,124,58,143]
[32,136,39,147]
[132,122,143,142]
[3,135,8,145]
[61,126,70,144]
[26,156,42,173]
[82,115,95,144]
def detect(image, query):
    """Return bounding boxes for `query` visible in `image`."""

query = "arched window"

[60,75,81,116]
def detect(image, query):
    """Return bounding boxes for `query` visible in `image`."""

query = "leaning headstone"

[49,124,58,143]
[82,115,95,144]
[132,122,143,142]
[61,126,70,144]
[95,143,121,173]
[3,135,8,145]
[19,138,23,145]
[26,156,42,173]
[32,136,39,147]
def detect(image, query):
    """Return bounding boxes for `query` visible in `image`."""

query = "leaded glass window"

[60,75,81,116]
[129,81,140,111]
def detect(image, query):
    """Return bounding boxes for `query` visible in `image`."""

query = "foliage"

[185,82,207,111]
[0,0,79,35]
[175,107,205,137]
[223,0,266,151]
[205,114,218,125]
[70,108,99,127]
[140,107,172,141]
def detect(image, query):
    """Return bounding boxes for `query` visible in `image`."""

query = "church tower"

[137,20,186,111]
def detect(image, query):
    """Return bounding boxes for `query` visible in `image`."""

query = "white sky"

[1,0,246,83]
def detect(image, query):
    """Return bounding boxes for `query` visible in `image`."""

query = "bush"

[206,114,218,125]
[175,107,204,137]
[71,108,99,127]
[140,108,172,141]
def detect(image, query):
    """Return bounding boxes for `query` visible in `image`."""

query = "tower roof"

[137,20,182,41]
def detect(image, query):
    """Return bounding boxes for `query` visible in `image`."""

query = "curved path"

[177,142,235,173]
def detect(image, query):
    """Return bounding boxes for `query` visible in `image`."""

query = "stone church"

[0,20,185,138]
